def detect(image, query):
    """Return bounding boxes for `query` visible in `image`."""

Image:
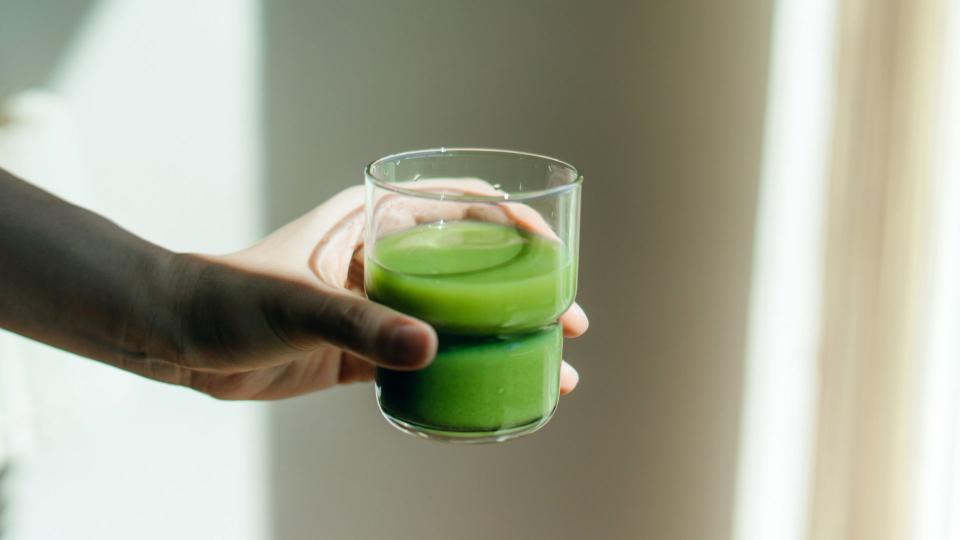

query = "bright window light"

[913,1,960,538]
[732,1,836,539]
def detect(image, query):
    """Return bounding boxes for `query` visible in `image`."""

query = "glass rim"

[364,147,582,203]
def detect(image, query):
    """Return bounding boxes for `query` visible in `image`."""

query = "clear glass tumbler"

[364,148,581,443]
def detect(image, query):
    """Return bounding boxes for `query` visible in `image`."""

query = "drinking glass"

[364,148,581,443]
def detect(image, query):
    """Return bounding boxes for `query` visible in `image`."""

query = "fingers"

[231,185,366,280]
[305,179,564,288]
[560,361,579,395]
[274,284,438,370]
[176,349,571,401]
[498,202,560,241]
[371,178,560,239]
[182,347,366,401]
[560,302,589,337]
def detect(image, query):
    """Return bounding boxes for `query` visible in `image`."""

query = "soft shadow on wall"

[263,2,772,539]
[0,1,96,98]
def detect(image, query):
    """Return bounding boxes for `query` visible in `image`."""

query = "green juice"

[377,326,562,431]
[367,221,575,437]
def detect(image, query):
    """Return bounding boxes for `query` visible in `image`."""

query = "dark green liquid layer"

[377,326,561,431]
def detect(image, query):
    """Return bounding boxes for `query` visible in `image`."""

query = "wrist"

[126,250,203,364]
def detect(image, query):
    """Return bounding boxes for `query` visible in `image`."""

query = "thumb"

[269,283,437,370]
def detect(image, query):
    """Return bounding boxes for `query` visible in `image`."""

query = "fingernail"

[388,321,436,368]
[560,362,580,395]
[570,303,588,325]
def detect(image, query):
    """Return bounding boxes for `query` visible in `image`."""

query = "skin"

[0,167,586,400]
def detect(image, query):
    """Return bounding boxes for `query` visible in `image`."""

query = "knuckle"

[465,205,511,225]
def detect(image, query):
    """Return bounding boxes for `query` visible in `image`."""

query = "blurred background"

[0,1,958,540]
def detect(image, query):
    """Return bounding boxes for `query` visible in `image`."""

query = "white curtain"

[735,0,960,539]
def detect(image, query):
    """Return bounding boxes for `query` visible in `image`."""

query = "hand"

[131,185,588,400]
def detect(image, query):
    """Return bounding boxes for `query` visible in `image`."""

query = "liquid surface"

[366,221,574,334]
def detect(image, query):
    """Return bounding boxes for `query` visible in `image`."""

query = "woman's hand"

[153,185,588,400]
[0,168,586,401]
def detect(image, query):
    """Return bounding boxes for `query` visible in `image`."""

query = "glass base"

[379,405,557,444]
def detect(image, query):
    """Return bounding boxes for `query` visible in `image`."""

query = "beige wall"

[264,2,772,539]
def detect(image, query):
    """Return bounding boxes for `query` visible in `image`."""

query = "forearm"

[0,167,181,365]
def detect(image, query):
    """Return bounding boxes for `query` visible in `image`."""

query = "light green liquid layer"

[368,221,573,433]
[366,221,574,334]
